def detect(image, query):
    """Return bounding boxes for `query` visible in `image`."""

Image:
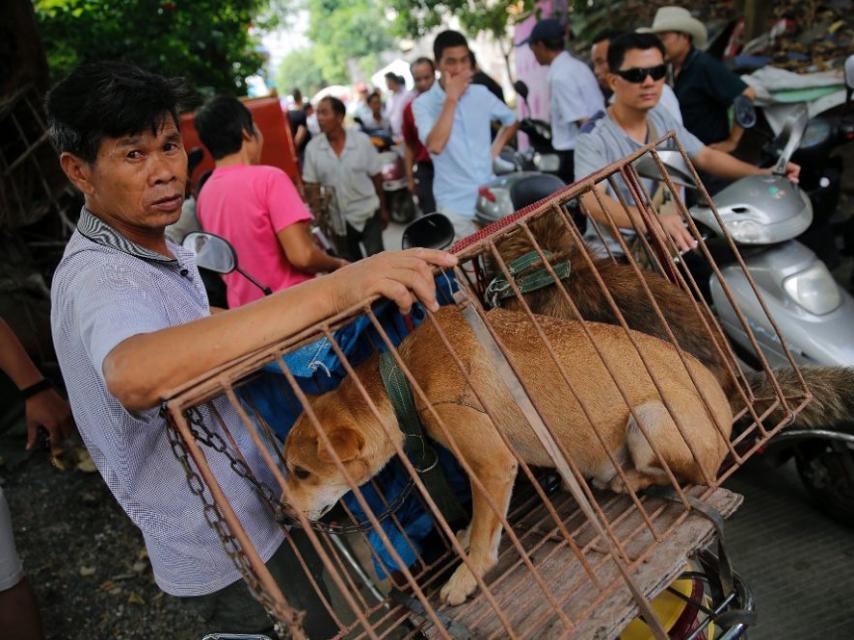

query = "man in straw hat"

[642,6,755,152]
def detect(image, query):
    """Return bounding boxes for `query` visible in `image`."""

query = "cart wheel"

[795,439,854,528]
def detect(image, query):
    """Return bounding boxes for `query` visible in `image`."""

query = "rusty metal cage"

[165,135,811,640]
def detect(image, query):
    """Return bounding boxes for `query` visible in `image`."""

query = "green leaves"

[34,0,284,95]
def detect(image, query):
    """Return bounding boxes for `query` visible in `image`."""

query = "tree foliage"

[306,0,394,85]
[34,0,295,94]
[275,47,327,97]
[385,0,535,43]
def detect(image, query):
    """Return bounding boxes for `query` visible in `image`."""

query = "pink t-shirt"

[196,164,314,308]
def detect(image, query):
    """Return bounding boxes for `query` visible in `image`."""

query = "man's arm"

[491,122,519,159]
[278,221,347,272]
[403,143,416,193]
[709,87,757,153]
[294,124,308,149]
[0,319,73,448]
[694,145,800,182]
[579,186,697,252]
[372,173,389,228]
[424,72,471,155]
[104,249,457,412]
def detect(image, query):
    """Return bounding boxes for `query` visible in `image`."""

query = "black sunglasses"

[615,64,668,83]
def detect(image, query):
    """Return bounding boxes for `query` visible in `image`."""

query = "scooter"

[633,106,854,526]
[475,81,576,229]
[358,121,417,224]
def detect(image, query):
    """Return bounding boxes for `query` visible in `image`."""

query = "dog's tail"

[742,366,854,430]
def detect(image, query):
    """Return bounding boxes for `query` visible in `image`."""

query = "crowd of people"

[1,5,803,638]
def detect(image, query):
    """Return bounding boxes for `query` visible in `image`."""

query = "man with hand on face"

[413,30,518,241]
[524,18,603,184]
[303,96,388,261]
[401,57,437,214]
[46,61,457,637]
[194,95,346,309]
[575,33,799,258]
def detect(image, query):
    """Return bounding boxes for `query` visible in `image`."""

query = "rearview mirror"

[773,103,808,174]
[513,80,529,100]
[182,231,237,274]
[401,213,455,250]
[632,150,698,189]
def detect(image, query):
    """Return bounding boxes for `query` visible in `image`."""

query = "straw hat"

[640,6,708,50]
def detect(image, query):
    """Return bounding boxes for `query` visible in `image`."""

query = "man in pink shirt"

[195,96,346,308]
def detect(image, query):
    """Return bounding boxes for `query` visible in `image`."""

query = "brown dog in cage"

[282,305,731,606]
[494,210,854,430]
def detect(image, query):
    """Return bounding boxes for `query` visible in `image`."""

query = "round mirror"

[513,80,529,100]
[182,231,237,274]
[401,213,455,251]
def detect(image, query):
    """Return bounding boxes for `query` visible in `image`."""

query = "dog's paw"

[455,525,471,552]
[440,564,478,606]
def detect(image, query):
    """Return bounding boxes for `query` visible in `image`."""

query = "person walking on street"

[384,72,413,141]
[402,57,437,215]
[413,30,518,241]
[194,95,346,309]
[0,318,74,640]
[303,96,388,261]
[524,18,604,184]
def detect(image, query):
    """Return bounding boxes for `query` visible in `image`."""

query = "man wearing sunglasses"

[575,33,799,258]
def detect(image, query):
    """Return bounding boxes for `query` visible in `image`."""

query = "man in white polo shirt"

[524,18,604,184]
[303,96,388,261]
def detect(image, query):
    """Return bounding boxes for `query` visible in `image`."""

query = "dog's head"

[282,380,399,521]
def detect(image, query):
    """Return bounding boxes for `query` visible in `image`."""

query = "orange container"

[180,95,302,192]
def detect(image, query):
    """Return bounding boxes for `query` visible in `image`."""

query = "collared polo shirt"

[303,129,381,232]
[548,51,604,151]
[413,82,516,217]
[51,208,284,596]
[575,104,705,256]
[674,47,747,145]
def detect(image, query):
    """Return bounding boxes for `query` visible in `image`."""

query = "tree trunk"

[0,0,50,96]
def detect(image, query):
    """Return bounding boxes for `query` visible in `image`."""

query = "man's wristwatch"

[20,378,53,400]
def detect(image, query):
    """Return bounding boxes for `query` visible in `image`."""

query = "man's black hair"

[367,90,382,104]
[592,29,623,45]
[607,33,665,72]
[411,57,435,72]
[535,36,565,51]
[384,71,401,86]
[433,30,469,64]
[292,88,303,103]
[320,96,346,117]
[45,61,190,164]
[194,95,256,161]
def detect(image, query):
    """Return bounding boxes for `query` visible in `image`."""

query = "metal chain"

[184,406,418,535]
[162,407,299,636]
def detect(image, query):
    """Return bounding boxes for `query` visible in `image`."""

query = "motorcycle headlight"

[533,153,560,173]
[782,262,842,315]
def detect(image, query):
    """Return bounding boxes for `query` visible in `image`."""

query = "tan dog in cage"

[282,306,732,606]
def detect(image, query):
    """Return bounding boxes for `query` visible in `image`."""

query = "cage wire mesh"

[164,134,811,640]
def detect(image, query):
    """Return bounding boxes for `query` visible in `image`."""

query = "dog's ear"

[317,428,366,464]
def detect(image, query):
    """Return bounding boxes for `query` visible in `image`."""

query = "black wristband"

[20,378,53,400]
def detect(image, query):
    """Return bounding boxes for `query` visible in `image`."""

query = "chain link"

[163,406,300,636]
[164,402,423,631]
